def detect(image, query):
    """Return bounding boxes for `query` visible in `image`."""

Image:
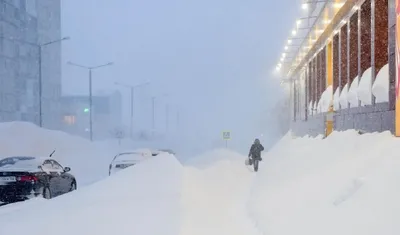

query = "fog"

[61,0,300,157]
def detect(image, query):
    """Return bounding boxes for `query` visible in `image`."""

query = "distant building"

[60,91,123,140]
[0,0,62,129]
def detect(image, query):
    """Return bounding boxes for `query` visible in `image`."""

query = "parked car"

[109,150,151,175]
[158,149,176,155]
[0,156,77,203]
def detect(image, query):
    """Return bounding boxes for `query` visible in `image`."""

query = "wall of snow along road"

[0,153,183,235]
[249,130,400,235]
[0,122,120,186]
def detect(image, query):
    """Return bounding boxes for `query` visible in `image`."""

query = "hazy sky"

[61,0,300,154]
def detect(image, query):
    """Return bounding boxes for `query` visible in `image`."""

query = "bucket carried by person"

[245,158,253,166]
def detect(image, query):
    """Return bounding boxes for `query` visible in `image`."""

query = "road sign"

[222,131,231,140]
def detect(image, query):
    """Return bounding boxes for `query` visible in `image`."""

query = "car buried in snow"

[0,156,77,204]
[109,149,153,176]
[158,149,176,155]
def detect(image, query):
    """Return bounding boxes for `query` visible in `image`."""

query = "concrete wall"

[291,102,394,137]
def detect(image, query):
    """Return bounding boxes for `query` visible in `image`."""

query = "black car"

[0,156,77,203]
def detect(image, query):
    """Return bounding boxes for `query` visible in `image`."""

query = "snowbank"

[0,153,183,235]
[249,130,400,235]
[184,148,245,168]
[180,149,262,235]
[0,121,118,186]
[1,124,399,235]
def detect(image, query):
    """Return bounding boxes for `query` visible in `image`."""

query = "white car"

[108,149,152,175]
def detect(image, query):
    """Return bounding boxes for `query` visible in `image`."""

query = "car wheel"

[70,181,77,192]
[42,187,52,199]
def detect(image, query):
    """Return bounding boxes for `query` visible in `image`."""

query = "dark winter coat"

[248,143,264,159]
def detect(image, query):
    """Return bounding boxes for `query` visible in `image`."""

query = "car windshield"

[114,153,144,162]
[0,156,40,170]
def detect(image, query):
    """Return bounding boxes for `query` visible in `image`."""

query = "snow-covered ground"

[1,127,399,235]
[249,130,400,235]
[0,121,119,186]
[0,121,169,186]
[0,153,182,235]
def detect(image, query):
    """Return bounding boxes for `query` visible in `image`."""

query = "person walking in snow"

[248,138,264,163]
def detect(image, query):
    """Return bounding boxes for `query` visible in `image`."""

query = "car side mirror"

[64,167,71,172]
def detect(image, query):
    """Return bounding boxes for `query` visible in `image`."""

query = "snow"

[0,124,399,235]
[0,121,118,186]
[0,156,42,172]
[181,149,262,235]
[0,153,183,235]
[372,63,389,103]
[184,131,400,235]
[250,130,400,235]
[348,76,359,107]
[358,67,373,105]
[317,85,332,112]
[333,87,340,110]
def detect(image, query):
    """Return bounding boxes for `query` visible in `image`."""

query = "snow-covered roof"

[0,156,52,172]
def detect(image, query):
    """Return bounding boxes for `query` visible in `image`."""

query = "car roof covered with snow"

[0,156,54,172]
[112,152,147,164]
[158,149,175,155]
[118,148,153,157]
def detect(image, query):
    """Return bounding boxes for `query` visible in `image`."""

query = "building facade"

[277,0,396,137]
[0,0,61,129]
[60,91,123,140]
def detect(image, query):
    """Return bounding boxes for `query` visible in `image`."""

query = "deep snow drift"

[0,121,164,186]
[0,121,118,186]
[249,130,400,235]
[0,153,182,235]
[1,128,400,235]
[181,149,262,235]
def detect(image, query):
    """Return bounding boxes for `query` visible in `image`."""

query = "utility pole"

[152,96,156,131]
[89,69,93,141]
[38,37,70,127]
[130,86,134,138]
[38,47,42,127]
[67,61,113,141]
[177,110,180,130]
[165,104,169,133]
[151,93,168,137]
[114,81,149,139]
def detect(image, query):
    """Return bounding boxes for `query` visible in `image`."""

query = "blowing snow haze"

[61,0,297,156]
[1,1,398,235]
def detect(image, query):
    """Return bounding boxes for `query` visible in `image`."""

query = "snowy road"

[1,130,400,235]
[180,153,263,235]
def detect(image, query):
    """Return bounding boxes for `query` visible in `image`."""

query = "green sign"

[222,131,231,140]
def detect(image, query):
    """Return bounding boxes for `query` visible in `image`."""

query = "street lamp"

[67,61,114,141]
[38,36,70,127]
[114,81,150,139]
[151,93,168,135]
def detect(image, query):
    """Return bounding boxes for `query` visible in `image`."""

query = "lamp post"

[114,81,150,139]
[38,36,70,127]
[151,93,168,136]
[67,61,114,141]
